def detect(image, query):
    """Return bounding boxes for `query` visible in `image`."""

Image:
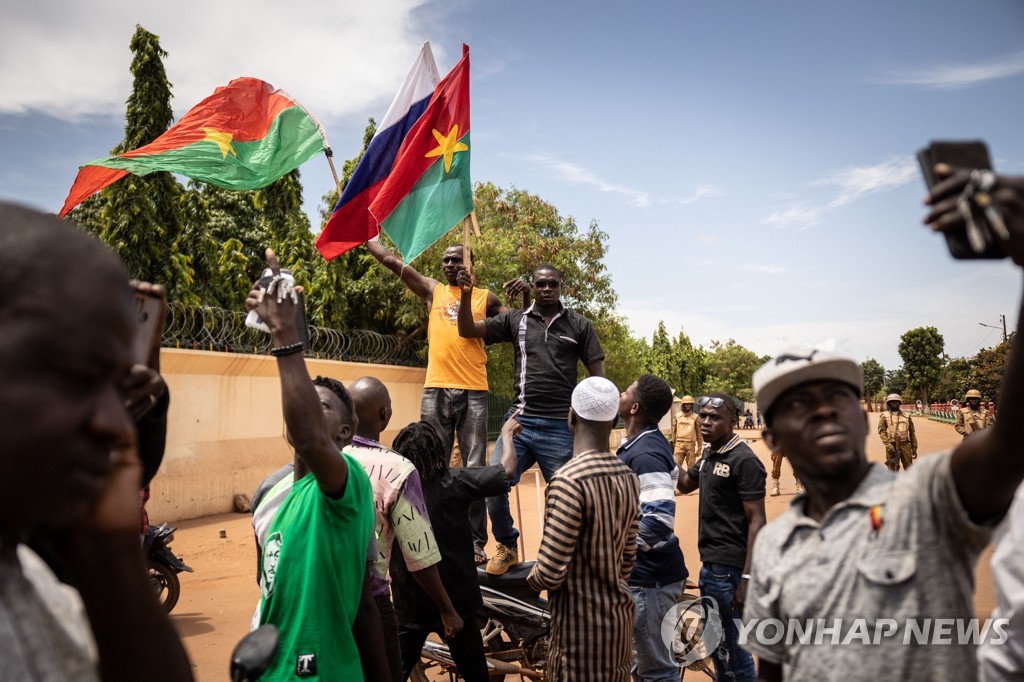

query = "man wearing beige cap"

[528,377,640,682]
[878,393,917,471]
[742,302,1024,681]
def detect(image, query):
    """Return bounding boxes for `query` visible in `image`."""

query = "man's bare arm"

[245,250,348,498]
[365,239,437,300]
[735,497,767,613]
[676,470,699,495]
[456,268,488,338]
[586,359,604,378]
[411,565,464,638]
[926,170,1024,520]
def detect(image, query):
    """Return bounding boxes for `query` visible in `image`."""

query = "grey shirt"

[1,545,97,681]
[744,452,992,681]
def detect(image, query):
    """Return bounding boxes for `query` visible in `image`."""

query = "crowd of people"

[2,167,1024,682]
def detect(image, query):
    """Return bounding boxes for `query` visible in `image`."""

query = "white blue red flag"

[316,42,440,260]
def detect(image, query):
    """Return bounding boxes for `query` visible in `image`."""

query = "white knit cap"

[571,377,621,421]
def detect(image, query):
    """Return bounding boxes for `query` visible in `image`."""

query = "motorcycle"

[414,562,715,680]
[144,522,193,613]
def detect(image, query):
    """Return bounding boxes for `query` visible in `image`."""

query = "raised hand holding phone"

[244,249,311,349]
[918,140,1007,259]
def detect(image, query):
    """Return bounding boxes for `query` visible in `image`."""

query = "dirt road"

[167,413,995,680]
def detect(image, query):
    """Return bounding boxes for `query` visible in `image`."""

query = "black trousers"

[397,620,489,682]
[375,595,403,682]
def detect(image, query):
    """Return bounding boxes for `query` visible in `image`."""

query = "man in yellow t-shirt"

[367,239,524,563]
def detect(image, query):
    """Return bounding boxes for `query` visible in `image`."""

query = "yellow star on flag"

[425,124,468,173]
[202,128,238,159]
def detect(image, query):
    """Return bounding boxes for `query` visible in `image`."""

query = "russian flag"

[315,43,440,260]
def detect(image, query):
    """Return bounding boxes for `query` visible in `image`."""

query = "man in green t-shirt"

[246,249,382,680]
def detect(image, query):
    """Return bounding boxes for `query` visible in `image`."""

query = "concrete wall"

[148,349,426,522]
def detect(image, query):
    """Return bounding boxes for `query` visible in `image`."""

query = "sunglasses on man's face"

[698,396,728,409]
[533,279,561,289]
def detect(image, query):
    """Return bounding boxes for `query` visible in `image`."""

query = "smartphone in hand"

[132,290,166,366]
[917,140,1005,260]
[244,268,311,349]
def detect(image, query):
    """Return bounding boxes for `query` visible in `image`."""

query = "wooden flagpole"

[324,148,344,197]
[462,214,474,277]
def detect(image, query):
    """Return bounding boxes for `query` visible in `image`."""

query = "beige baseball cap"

[753,347,863,418]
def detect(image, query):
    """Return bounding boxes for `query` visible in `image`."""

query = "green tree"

[704,339,765,402]
[77,26,187,293]
[898,326,945,406]
[643,322,677,387]
[638,324,711,397]
[932,356,972,403]
[883,367,908,397]
[971,336,1013,402]
[860,358,886,407]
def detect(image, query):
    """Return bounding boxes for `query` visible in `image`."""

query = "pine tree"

[87,25,188,291]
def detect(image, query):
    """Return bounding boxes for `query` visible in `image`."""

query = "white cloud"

[814,156,919,208]
[0,0,440,123]
[526,154,721,209]
[877,50,1024,89]
[762,203,823,229]
[527,154,652,206]
[762,156,917,229]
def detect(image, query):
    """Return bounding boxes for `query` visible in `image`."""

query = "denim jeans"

[631,580,686,681]
[421,388,489,549]
[486,412,574,548]
[698,563,756,682]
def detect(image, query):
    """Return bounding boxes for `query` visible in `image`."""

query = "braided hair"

[392,421,448,483]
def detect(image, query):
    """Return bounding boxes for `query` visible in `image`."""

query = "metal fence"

[161,303,427,367]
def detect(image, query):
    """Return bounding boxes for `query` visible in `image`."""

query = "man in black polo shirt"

[457,263,605,574]
[676,392,766,682]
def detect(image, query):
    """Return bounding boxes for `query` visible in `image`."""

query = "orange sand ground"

[167,413,996,681]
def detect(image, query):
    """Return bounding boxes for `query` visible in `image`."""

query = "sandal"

[474,548,488,566]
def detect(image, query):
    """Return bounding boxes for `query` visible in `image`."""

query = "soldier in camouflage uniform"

[955,388,996,439]
[878,393,917,471]
[672,395,704,468]
[769,450,802,497]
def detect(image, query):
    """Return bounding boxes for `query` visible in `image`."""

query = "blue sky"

[2,0,1023,369]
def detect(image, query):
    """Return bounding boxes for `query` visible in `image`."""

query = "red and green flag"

[59,77,327,217]
[368,45,471,263]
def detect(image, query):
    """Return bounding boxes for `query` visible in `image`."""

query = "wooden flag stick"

[462,214,473,277]
[470,210,482,238]
[324,148,344,197]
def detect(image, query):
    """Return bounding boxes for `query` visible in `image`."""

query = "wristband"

[270,341,304,357]
[740,574,752,581]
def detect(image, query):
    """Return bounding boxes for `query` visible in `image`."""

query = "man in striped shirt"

[618,375,689,681]
[527,377,640,681]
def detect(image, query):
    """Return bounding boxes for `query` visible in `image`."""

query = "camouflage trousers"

[885,444,915,471]
[770,452,801,486]
[674,442,699,470]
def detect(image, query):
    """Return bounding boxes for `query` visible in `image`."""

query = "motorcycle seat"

[477,561,538,590]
